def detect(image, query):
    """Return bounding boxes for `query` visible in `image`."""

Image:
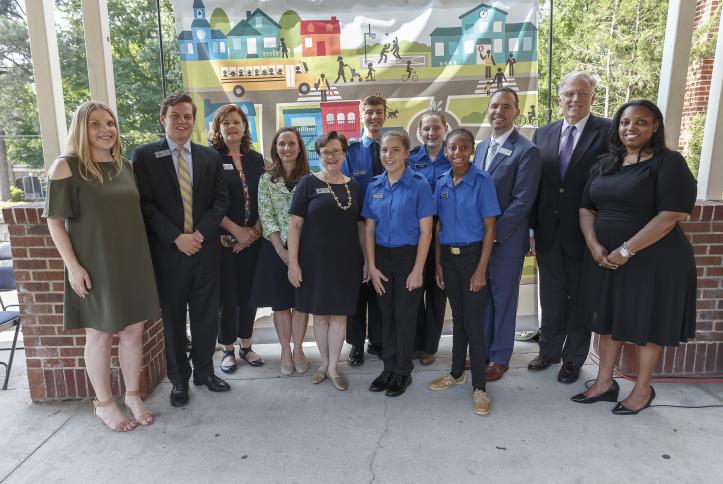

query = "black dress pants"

[157,249,220,386]
[346,281,383,348]
[415,223,447,354]
[375,245,423,376]
[441,243,488,389]
[218,238,260,344]
[536,236,591,365]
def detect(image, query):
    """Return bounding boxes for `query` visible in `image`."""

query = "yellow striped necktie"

[176,147,193,233]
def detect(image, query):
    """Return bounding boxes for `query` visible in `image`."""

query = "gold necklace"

[322,171,352,210]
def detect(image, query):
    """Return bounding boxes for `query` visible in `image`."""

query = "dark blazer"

[530,115,612,257]
[473,128,541,258]
[132,138,229,264]
[216,147,265,231]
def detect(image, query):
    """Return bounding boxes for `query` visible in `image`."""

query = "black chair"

[0,265,20,390]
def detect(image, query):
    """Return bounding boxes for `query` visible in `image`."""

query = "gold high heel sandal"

[93,398,137,432]
[124,390,156,427]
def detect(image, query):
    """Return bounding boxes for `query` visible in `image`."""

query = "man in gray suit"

[472,87,541,381]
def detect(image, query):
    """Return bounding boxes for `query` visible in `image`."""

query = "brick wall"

[3,204,166,401]
[613,201,723,376]
[679,0,720,154]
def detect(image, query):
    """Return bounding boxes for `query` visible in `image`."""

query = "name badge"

[498,147,512,156]
[223,163,234,170]
[440,192,449,199]
[154,149,171,158]
[415,163,428,169]
[316,188,331,194]
[353,170,367,177]
[372,192,384,199]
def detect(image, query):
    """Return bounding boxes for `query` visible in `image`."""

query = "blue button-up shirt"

[166,136,193,184]
[435,165,500,245]
[407,144,451,192]
[342,135,379,198]
[362,168,435,248]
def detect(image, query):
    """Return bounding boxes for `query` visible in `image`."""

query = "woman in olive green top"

[250,128,311,375]
[44,101,160,432]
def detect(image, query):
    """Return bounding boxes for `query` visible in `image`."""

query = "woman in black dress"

[210,104,265,372]
[288,131,366,391]
[573,100,697,414]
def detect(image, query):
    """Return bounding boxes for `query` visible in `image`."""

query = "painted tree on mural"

[278,10,302,58]
[210,7,231,35]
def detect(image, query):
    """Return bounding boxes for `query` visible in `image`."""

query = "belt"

[441,242,481,255]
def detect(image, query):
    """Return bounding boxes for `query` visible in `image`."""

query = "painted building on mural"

[178,0,228,61]
[320,101,359,141]
[300,17,341,57]
[429,2,537,67]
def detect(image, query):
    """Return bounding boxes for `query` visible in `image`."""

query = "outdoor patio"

[1,321,722,484]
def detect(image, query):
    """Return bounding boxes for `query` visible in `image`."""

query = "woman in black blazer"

[209,104,266,372]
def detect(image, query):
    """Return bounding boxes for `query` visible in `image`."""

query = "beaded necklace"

[321,171,352,210]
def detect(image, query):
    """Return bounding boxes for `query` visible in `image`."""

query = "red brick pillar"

[3,203,166,401]
[611,201,723,376]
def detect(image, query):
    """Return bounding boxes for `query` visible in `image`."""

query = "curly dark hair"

[595,99,667,175]
[268,127,310,184]
[208,104,253,153]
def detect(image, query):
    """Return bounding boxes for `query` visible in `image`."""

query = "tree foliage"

[537,0,668,121]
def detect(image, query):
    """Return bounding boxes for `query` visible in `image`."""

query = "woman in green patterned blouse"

[250,128,311,375]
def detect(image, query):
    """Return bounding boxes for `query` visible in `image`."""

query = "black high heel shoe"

[571,379,620,404]
[612,386,656,415]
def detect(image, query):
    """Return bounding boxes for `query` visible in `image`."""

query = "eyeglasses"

[561,90,591,99]
[320,148,344,158]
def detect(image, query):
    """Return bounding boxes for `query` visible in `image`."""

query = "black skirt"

[249,238,295,311]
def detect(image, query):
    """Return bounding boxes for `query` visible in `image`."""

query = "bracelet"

[622,241,636,256]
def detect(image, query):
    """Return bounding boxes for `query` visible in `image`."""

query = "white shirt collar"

[491,126,515,146]
[166,136,192,155]
[561,112,591,136]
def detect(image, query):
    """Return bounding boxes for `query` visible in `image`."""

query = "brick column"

[611,201,723,376]
[3,203,166,401]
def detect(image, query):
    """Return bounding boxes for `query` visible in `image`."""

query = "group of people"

[43,70,698,432]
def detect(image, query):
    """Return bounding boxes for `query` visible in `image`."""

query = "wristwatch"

[619,241,635,259]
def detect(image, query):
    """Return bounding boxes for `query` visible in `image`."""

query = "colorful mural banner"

[172,0,538,169]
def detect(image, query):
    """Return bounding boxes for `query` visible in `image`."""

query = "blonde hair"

[65,101,123,183]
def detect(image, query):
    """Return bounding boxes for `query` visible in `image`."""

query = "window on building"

[187,43,193,55]
[509,38,518,52]
[308,24,315,33]
[220,41,225,53]
[337,113,346,123]
[523,36,533,51]
[493,21,502,33]
[348,112,356,123]
[326,113,334,124]
[264,37,276,48]
[255,18,262,28]
[493,39,502,53]
[196,9,202,17]
[327,24,333,32]
[434,42,445,56]
[304,37,312,48]
[464,39,474,54]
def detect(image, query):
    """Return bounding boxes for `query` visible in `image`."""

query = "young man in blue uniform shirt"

[342,95,387,365]
[407,111,451,366]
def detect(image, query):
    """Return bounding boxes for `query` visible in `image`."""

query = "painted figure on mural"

[493,67,507,91]
[391,36,401,61]
[481,48,496,79]
[335,56,350,83]
[366,62,376,81]
[506,53,517,76]
[315,73,331,102]
[280,37,289,58]
[378,43,390,64]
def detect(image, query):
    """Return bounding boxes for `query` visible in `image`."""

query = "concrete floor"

[2,330,723,484]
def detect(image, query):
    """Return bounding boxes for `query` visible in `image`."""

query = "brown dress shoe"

[419,352,436,365]
[485,363,509,382]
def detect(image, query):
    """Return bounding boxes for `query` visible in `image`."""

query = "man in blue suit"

[472,87,541,381]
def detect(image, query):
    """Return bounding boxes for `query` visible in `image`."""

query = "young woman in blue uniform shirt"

[427,128,500,416]
[407,110,451,366]
[363,131,435,397]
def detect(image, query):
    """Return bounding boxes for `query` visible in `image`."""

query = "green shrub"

[9,186,24,202]
[685,113,706,178]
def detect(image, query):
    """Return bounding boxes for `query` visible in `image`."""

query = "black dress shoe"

[369,370,394,392]
[193,374,231,392]
[385,374,411,397]
[612,386,656,415]
[348,346,364,366]
[528,354,560,371]
[557,362,581,383]
[571,380,620,404]
[170,383,189,407]
[366,343,383,358]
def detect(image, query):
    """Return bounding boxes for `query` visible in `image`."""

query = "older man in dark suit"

[528,72,612,384]
[132,93,230,407]
[472,87,541,382]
